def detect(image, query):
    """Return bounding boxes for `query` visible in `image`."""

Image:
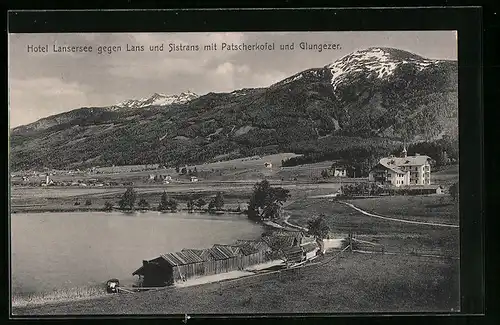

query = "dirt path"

[280,200,309,232]
[283,214,308,232]
[340,201,459,228]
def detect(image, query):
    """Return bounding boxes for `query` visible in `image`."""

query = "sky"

[8,31,457,128]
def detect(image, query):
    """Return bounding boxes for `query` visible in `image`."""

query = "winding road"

[339,201,459,228]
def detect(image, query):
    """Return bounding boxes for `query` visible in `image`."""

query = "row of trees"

[390,137,459,168]
[109,187,225,212]
[340,182,384,197]
[175,166,199,176]
[281,138,458,178]
[282,146,391,178]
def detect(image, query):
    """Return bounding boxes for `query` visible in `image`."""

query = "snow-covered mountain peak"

[114,91,198,109]
[325,47,441,90]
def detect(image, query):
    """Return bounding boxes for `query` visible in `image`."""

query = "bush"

[85,199,92,206]
[341,182,383,197]
[449,182,458,201]
[103,201,113,212]
[138,198,150,209]
[118,187,136,210]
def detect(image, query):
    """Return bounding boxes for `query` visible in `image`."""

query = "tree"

[181,167,187,175]
[118,187,136,211]
[138,198,150,209]
[103,201,113,212]
[167,198,178,211]
[246,179,290,221]
[307,215,330,240]
[214,192,224,211]
[193,166,198,176]
[186,197,195,212]
[158,191,169,211]
[196,198,207,210]
[85,199,92,206]
[175,166,180,173]
[449,182,459,202]
[321,169,329,179]
[208,199,216,213]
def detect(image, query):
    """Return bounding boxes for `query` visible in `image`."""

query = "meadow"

[12,251,459,315]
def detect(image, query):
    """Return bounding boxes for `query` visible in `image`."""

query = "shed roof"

[273,229,304,237]
[132,266,144,276]
[301,242,319,253]
[181,248,205,257]
[283,247,304,262]
[160,251,205,266]
[235,239,271,252]
[262,235,297,249]
[202,245,241,260]
[232,242,258,255]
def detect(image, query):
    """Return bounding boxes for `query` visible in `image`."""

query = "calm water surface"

[11,211,263,297]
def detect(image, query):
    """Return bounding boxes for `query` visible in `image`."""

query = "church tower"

[401,143,407,158]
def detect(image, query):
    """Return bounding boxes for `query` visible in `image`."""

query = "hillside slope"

[10,47,458,171]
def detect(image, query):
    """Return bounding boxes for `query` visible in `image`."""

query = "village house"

[41,175,54,186]
[328,163,348,177]
[332,166,347,177]
[264,162,273,168]
[190,176,198,182]
[368,146,432,187]
[148,174,172,184]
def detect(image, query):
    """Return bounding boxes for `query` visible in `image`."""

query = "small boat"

[106,278,120,293]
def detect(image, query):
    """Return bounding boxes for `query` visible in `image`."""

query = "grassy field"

[12,252,459,315]
[10,181,344,213]
[11,161,461,314]
[346,195,459,224]
[431,164,459,187]
[286,195,459,257]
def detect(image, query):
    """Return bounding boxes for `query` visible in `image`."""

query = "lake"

[11,211,263,301]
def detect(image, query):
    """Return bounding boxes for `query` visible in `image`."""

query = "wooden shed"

[132,250,206,287]
[234,239,272,254]
[201,245,243,275]
[301,242,320,260]
[282,246,305,266]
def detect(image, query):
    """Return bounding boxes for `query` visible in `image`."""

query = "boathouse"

[132,251,206,286]
[200,244,243,275]
[133,232,317,287]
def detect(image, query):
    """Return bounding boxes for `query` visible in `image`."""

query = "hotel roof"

[380,155,431,168]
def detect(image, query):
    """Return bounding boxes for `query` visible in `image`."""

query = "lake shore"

[10,207,302,311]
[11,209,268,310]
[12,251,460,315]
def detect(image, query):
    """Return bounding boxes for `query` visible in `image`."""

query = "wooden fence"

[348,233,385,253]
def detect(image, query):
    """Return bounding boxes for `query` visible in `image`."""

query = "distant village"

[10,164,202,188]
[10,147,445,195]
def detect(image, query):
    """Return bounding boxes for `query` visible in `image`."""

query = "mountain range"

[10,47,458,171]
